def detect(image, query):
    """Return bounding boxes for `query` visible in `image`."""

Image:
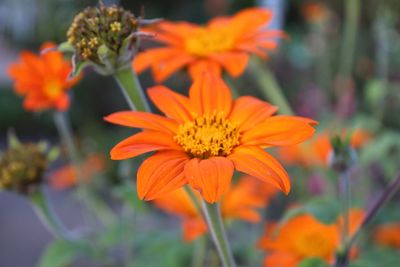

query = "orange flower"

[301,3,330,23]
[374,223,400,249]
[105,74,317,203]
[259,209,365,267]
[7,42,81,112]
[153,175,277,241]
[133,7,285,82]
[49,154,106,190]
[277,129,371,167]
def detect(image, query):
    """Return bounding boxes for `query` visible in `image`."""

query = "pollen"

[185,29,234,56]
[294,231,335,258]
[175,112,240,158]
[66,4,139,63]
[43,80,62,99]
[110,22,122,32]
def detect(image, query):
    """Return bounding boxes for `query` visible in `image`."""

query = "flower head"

[7,42,81,112]
[0,142,49,195]
[301,2,331,24]
[259,209,365,267]
[152,175,277,241]
[134,7,285,82]
[374,223,400,249]
[105,74,317,203]
[66,4,146,75]
[49,154,106,190]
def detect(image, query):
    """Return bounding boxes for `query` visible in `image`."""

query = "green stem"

[248,59,294,115]
[191,236,207,267]
[30,187,73,240]
[201,200,236,267]
[53,111,117,226]
[114,67,150,111]
[53,111,92,224]
[340,170,351,245]
[336,172,400,267]
[338,0,360,78]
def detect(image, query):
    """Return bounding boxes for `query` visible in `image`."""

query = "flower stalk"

[201,200,236,267]
[248,59,294,115]
[335,172,400,267]
[30,187,73,240]
[340,170,351,245]
[114,67,150,112]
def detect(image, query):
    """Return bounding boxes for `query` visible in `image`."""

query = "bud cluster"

[0,143,48,194]
[67,4,139,63]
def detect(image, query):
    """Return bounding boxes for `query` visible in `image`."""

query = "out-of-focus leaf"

[279,197,340,226]
[297,258,329,267]
[58,42,75,53]
[365,79,387,108]
[349,247,400,267]
[7,130,21,149]
[37,240,91,267]
[359,131,400,175]
[132,231,192,267]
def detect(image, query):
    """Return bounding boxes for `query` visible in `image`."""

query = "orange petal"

[152,188,199,218]
[188,60,222,80]
[241,116,317,146]
[184,157,234,203]
[133,48,182,74]
[152,53,195,83]
[263,251,299,267]
[137,151,189,200]
[182,218,208,242]
[229,96,277,132]
[104,111,178,134]
[230,8,273,36]
[209,52,249,77]
[228,146,290,194]
[189,73,232,117]
[157,21,202,39]
[147,85,193,123]
[110,131,180,160]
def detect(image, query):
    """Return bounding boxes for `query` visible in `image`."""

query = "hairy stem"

[249,59,293,115]
[30,187,73,240]
[114,67,150,111]
[201,201,236,267]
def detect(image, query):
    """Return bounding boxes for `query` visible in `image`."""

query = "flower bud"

[65,4,147,75]
[0,143,48,195]
[328,135,357,172]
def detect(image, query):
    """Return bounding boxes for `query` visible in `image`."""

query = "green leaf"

[57,42,75,53]
[297,258,330,267]
[279,197,340,226]
[7,130,21,149]
[38,240,91,267]
[71,54,91,77]
[304,197,340,224]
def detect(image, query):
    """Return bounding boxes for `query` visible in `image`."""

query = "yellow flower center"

[44,80,62,100]
[175,112,240,158]
[185,29,235,56]
[293,230,335,259]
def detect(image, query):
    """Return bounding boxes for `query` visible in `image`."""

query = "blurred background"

[1,0,400,266]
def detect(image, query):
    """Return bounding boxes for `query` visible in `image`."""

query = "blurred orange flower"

[277,129,371,167]
[49,154,106,190]
[259,209,365,267]
[134,7,285,82]
[301,2,330,23]
[374,223,400,249]
[7,42,81,112]
[153,175,277,241]
[105,74,317,203]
